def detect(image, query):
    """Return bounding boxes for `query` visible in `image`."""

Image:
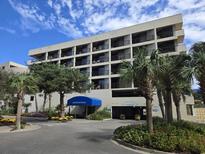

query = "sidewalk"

[0,124,41,133]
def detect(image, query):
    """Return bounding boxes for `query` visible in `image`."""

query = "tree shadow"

[77,130,113,143]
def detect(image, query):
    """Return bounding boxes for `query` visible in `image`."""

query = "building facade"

[0,61,28,73]
[0,61,28,108]
[27,14,195,120]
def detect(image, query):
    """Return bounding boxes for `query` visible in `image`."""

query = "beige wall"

[0,61,28,73]
[24,90,195,121]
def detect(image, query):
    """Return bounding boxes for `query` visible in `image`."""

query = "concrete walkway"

[0,119,143,154]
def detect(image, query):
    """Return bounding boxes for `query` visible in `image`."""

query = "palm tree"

[190,42,205,104]
[171,55,192,121]
[9,74,37,129]
[154,55,175,122]
[121,48,156,133]
[155,54,192,122]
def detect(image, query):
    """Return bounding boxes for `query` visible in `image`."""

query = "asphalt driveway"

[0,119,142,154]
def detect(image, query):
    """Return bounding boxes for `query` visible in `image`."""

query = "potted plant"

[120,114,125,120]
[134,114,141,121]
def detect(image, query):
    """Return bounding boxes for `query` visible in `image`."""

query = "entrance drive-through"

[67,96,102,118]
[112,106,146,120]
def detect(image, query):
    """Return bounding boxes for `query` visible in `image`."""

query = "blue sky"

[0,0,205,66]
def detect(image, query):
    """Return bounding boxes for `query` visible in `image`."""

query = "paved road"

[0,119,142,154]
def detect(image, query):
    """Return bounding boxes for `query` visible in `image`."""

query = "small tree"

[9,73,37,129]
[0,71,15,110]
[30,63,58,112]
[53,66,90,118]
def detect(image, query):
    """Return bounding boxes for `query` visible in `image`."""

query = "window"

[30,96,34,101]
[186,105,193,115]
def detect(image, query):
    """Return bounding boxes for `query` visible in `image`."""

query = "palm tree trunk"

[199,77,205,104]
[48,93,52,112]
[157,88,165,119]
[172,91,181,121]
[176,104,181,120]
[35,94,38,112]
[145,80,153,133]
[60,92,65,118]
[165,89,173,123]
[16,92,23,130]
[42,93,47,112]
[162,90,167,120]
[146,98,153,133]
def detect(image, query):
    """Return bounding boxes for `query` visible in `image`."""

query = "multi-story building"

[0,61,28,73]
[0,61,28,108]
[27,14,195,120]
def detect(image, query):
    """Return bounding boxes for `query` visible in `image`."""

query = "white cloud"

[7,0,205,43]
[0,26,16,34]
[48,0,53,7]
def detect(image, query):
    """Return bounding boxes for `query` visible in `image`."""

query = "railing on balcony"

[75,58,90,66]
[111,39,130,48]
[61,60,73,67]
[92,56,109,64]
[48,54,59,60]
[93,44,109,52]
[92,70,109,76]
[92,79,109,89]
[111,53,130,61]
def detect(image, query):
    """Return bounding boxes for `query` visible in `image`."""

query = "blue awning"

[67,96,102,107]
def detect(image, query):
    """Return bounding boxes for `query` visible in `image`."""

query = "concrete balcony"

[177,43,186,52]
[175,29,184,37]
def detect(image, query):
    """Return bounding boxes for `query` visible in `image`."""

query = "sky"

[0,0,205,66]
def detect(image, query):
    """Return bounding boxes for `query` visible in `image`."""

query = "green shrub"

[114,117,205,153]
[86,108,111,120]
[0,108,15,115]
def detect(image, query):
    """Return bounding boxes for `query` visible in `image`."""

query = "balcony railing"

[61,51,73,57]
[76,47,90,55]
[92,57,109,64]
[48,54,59,60]
[93,44,109,52]
[61,62,73,67]
[111,40,130,48]
[92,70,109,76]
[111,54,130,61]
[76,60,90,66]
[92,83,109,89]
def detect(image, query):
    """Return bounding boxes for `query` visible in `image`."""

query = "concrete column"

[89,42,92,85]
[154,28,158,50]
[108,38,112,90]
[73,46,76,67]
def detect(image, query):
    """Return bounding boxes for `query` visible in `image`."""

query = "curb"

[0,124,41,134]
[112,138,174,154]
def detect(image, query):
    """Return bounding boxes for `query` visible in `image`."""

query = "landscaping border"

[112,138,174,154]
